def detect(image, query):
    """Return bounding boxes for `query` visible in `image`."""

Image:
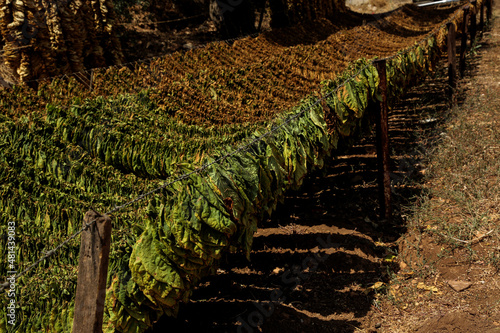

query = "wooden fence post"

[374,59,392,222]
[257,0,268,31]
[487,0,492,22]
[460,6,470,78]
[89,69,94,92]
[447,22,457,104]
[72,211,112,333]
[480,0,485,32]
[470,0,477,44]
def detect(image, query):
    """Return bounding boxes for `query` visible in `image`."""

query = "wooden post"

[487,0,492,22]
[257,0,268,31]
[447,22,457,104]
[460,6,469,78]
[480,1,485,32]
[470,0,477,44]
[89,69,93,92]
[374,59,392,221]
[72,211,112,333]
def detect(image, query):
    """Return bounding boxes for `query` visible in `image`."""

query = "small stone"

[375,323,382,328]
[448,280,472,292]
[272,267,284,274]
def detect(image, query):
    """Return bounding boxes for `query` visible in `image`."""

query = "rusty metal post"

[72,211,112,333]
[470,0,477,44]
[374,59,392,221]
[447,22,457,104]
[460,6,470,78]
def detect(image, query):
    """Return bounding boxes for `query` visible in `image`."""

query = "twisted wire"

[0,1,473,291]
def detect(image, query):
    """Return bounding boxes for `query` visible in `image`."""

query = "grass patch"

[402,68,500,269]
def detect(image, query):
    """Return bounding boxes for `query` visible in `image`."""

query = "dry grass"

[374,81,500,330]
[406,40,500,266]
[369,8,500,332]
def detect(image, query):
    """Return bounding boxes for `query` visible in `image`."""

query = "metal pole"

[72,211,112,333]
[374,59,392,221]
[447,22,457,104]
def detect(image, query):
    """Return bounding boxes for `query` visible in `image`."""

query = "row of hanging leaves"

[102,25,457,331]
[0,5,468,332]
[0,0,123,83]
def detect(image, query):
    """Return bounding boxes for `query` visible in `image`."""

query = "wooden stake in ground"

[471,0,478,44]
[447,22,457,104]
[487,0,492,21]
[72,211,112,333]
[374,59,392,222]
[480,0,485,32]
[460,6,470,78]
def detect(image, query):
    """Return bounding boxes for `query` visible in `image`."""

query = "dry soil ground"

[347,0,412,14]
[149,1,500,333]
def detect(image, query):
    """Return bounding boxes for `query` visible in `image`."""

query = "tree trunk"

[0,0,123,83]
[269,0,290,28]
[269,0,348,28]
[210,0,256,38]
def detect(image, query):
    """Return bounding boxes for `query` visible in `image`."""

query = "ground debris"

[447,280,472,292]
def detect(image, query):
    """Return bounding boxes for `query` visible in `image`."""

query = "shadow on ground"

[150,48,475,332]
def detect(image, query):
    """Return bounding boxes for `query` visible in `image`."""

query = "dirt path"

[347,0,412,14]
[149,3,500,333]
